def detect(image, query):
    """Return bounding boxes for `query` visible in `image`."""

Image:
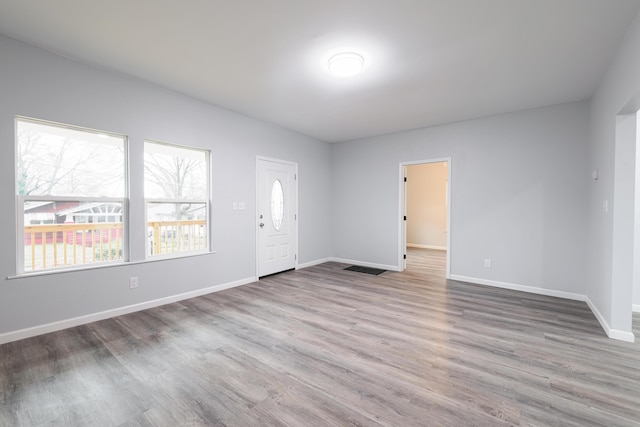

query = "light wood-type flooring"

[1,248,639,426]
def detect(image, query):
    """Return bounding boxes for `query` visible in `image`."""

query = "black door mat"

[344,265,386,275]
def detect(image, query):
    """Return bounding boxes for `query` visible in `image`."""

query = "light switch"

[239,202,246,211]
[232,202,238,210]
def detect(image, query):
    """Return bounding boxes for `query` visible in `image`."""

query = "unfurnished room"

[0,1,639,426]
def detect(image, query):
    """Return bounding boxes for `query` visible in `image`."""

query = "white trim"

[0,276,256,345]
[449,274,586,301]
[7,250,217,280]
[586,298,636,343]
[143,141,212,259]
[399,158,451,279]
[20,195,126,203]
[331,257,401,272]
[17,195,129,275]
[255,156,299,167]
[255,156,299,279]
[16,115,125,140]
[633,304,640,313]
[608,330,635,342]
[407,243,447,251]
[144,198,207,204]
[296,257,331,270]
[402,165,407,271]
[450,274,636,342]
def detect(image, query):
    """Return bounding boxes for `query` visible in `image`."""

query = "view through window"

[16,118,127,273]
[144,141,210,257]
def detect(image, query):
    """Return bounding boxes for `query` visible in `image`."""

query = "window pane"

[17,120,125,197]
[146,202,207,256]
[144,142,208,200]
[23,200,124,272]
[271,179,284,231]
[16,118,127,274]
[144,140,209,258]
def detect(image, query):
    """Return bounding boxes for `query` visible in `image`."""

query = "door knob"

[259,223,264,228]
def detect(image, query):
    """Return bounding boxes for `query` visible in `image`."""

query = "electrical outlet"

[484,259,492,268]
[129,277,139,289]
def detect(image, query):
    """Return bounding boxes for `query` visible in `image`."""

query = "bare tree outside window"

[144,149,206,219]
[17,122,124,197]
[16,118,127,273]
[144,141,209,257]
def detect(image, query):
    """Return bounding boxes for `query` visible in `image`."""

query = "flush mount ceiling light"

[328,52,365,77]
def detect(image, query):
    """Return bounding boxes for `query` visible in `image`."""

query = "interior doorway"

[399,158,451,278]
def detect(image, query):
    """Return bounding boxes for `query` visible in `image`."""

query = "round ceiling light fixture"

[328,52,365,77]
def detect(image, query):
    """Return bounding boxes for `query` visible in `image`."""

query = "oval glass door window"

[271,179,285,231]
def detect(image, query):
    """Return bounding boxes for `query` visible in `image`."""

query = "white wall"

[588,11,640,337]
[406,163,448,249]
[635,118,640,312]
[332,102,590,297]
[0,35,332,339]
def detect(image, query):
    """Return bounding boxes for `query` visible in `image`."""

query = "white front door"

[257,158,297,277]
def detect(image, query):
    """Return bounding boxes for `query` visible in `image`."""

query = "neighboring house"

[24,201,123,225]
[23,201,123,246]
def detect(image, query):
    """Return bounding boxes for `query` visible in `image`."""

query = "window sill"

[6,250,217,280]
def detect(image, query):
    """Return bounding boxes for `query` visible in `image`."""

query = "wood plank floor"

[1,248,639,426]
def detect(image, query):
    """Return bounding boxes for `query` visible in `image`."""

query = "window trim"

[17,195,129,275]
[15,116,129,275]
[143,140,212,260]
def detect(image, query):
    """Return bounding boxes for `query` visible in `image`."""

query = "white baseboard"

[449,275,586,301]
[7,270,631,346]
[633,304,640,313]
[586,298,635,343]
[296,257,332,270]
[407,243,447,251]
[0,276,257,345]
[608,330,635,342]
[449,275,635,343]
[330,257,401,272]
[299,256,402,272]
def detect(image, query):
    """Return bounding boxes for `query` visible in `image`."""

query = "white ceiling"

[0,0,639,143]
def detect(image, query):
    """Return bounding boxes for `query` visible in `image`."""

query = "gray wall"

[331,102,590,296]
[588,11,640,336]
[0,35,332,337]
[3,24,635,341]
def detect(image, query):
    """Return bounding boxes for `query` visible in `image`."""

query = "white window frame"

[15,117,129,275]
[144,140,211,259]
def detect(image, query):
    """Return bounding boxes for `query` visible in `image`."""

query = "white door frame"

[399,157,451,278]
[255,156,299,279]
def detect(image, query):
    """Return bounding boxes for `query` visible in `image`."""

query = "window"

[271,179,284,231]
[16,118,127,273]
[144,141,210,257]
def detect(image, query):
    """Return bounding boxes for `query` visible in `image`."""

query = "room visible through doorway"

[406,247,447,278]
[400,159,450,278]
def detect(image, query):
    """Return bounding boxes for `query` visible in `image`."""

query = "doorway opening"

[399,158,451,278]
